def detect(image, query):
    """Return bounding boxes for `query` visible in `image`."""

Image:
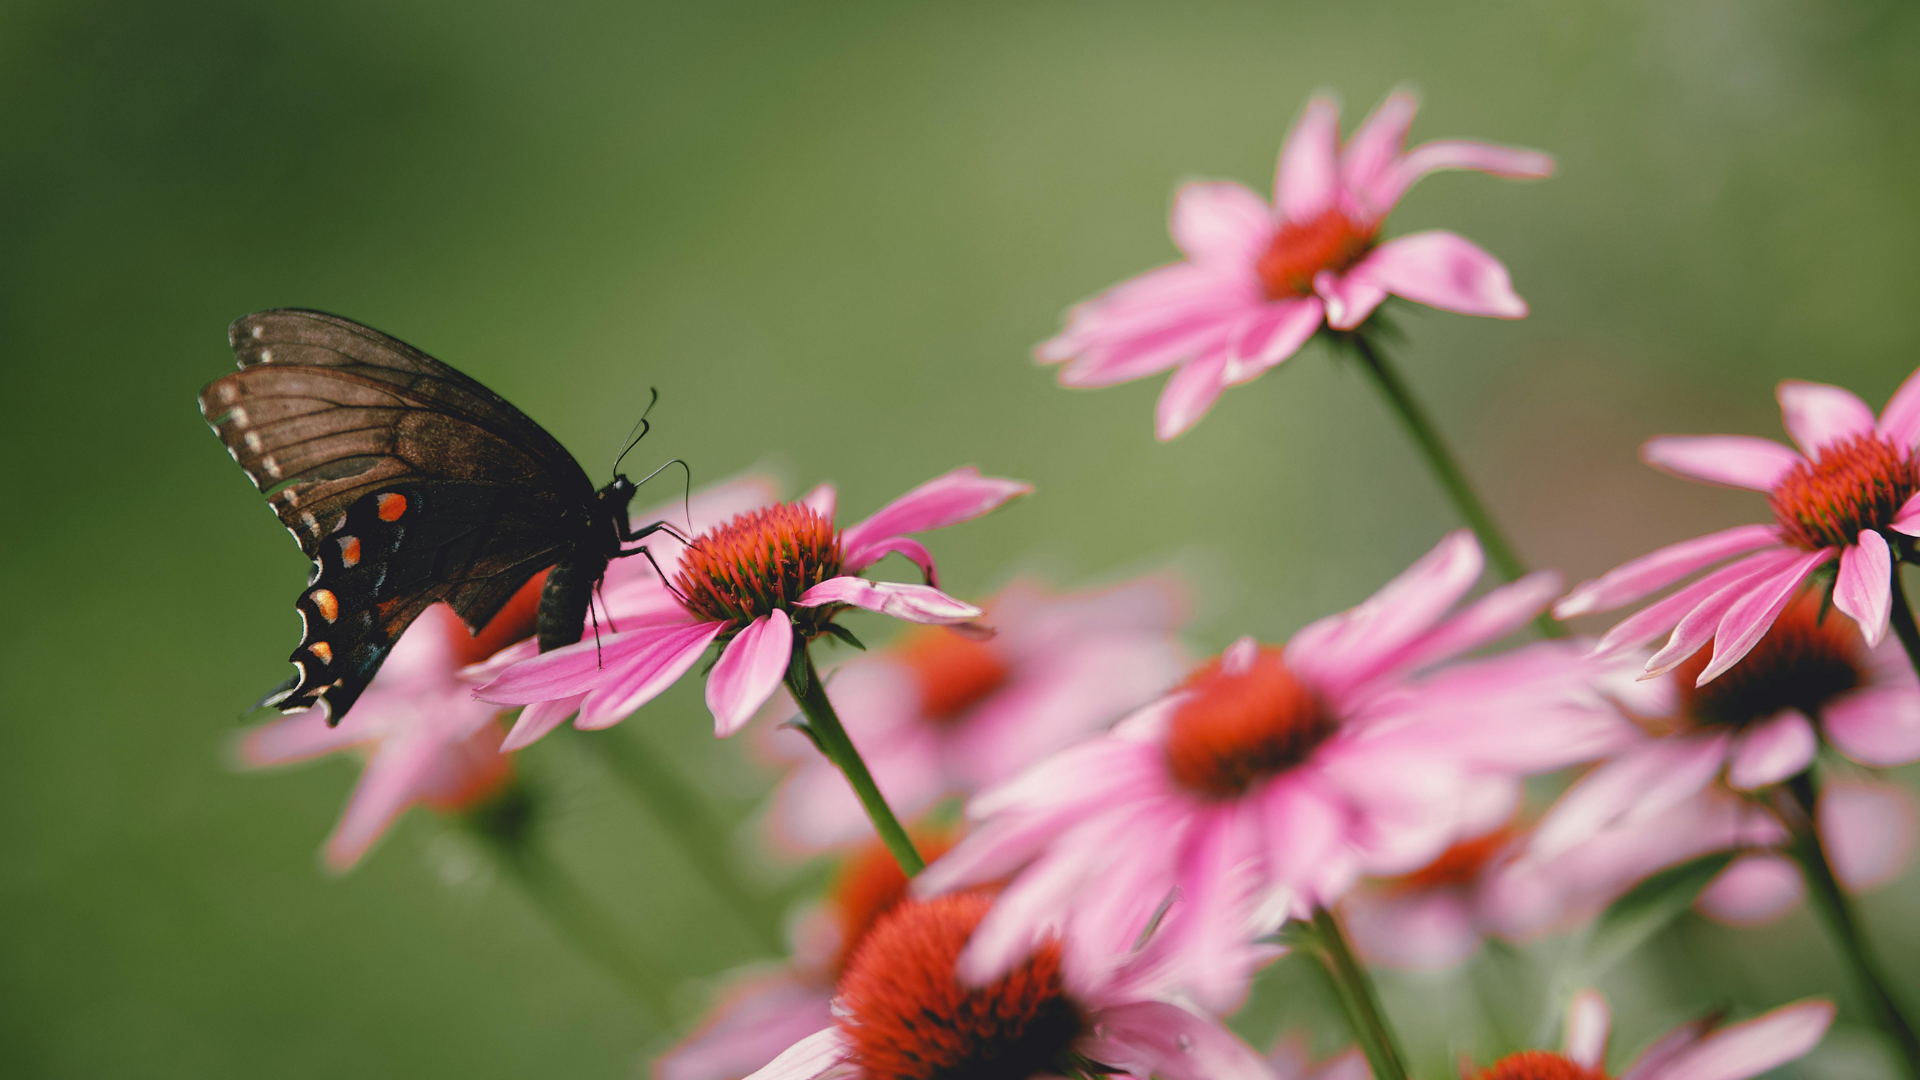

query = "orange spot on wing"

[309,641,334,664]
[310,589,339,622]
[376,493,407,521]
[338,536,361,567]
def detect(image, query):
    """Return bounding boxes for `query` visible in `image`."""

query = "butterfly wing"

[201,309,601,720]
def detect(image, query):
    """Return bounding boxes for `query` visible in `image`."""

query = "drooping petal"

[238,708,370,765]
[1565,989,1612,1068]
[1364,139,1555,216]
[323,740,438,871]
[1695,854,1804,926]
[1224,298,1324,385]
[1339,91,1419,199]
[1876,364,1920,447]
[1170,181,1275,267]
[1697,548,1838,684]
[1057,303,1244,388]
[839,467,1032,560]
[1820,779,1919,891]
[1315,268,1390,331]
[1641,435,1804,492]
[1081,1001,1273,1080]
[572,620,728,728]
[500,693,585,752]
[842,536,937,584]
[1726,710,1818,790]
[738,1026,851,1080]
[1276,96,1341,222]
[1596,548,1796,662]
[706,611,794,737]
[796,577,983,624]
[1634,1000,1833,1080]
[1778,380,1877,458]
[1556,524,1783,617]
[474,614,699,704]
[1155,348,1232,440]
[1529,736,1731,860]
[1345,232,1527,320]
[1822,640,1920,766]
[1833,530,1893,646]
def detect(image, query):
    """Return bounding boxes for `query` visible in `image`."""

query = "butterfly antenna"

[612,387,661,474]
[633,457,695,535]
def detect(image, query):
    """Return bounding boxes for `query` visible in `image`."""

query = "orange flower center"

[1255,208,1376,300]
[1164,645,1337,799]
[899,625,1012,722]
[1390,826,1516,892]
[674,502,844,634]
[1676,591,1861,730]
[828,833,958,977]
[1768,433,1920,551]
[1473,1051,1610,1080]
[838,893,1085,1080]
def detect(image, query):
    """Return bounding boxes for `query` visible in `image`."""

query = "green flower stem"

[1886,560,1920,684]
[1785,770,1920,1080]
[1306,906,1412,1080]
[1344,331,1564,639]
[583,727,785,954]
[785,641,925,877]
[477,827,671,1021]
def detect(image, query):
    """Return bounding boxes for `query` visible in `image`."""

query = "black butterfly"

[200,308,676,725]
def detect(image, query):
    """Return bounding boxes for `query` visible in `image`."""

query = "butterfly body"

[201,309,663,724]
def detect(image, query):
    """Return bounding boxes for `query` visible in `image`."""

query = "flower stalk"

[1342,330,1563,639]
[583,727,786,954]
[1886,559,1920,684]
[1305,906,1412,1080]
[785,640,927,876]
[1784,769,1920,1080]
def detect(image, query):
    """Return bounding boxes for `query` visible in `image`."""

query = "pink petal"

[1170,181,1275,266]
[706,611,794,738]
[1696,854,1804,926]
[1833,531,1893,646]
[1276,96,1342,222]
[1079,1001,1273,1080]
[1877,364,1920,447]
[1642,436,1803,492]
[1315,268,1389,331]
[474,616,696,704]
[1590,549,1795,658]
[1383,570,1561,677]
[1624,549,1801,668]
[1822,643,1920,766]
[1288,531,1482,698]
[1339,91,1419,199]
[1347,232,1527,321]
[796,577,982,624]
[1556,524,1783,618]
[656,976,836,1080]
[799,483,835,519]
[1565,990,1612,1068]
[1821,779,1919,891]
[1057,305,1244,388]
[1891,491,1920,536]
[1529,736,1730,860]
[500,694,584,752]
[238,708,369,766]
[323,740,438,871]
[840,467,1032,560]
[842,536,937,584]
[1726,710,1818,790]
[1365,139,1555,217]
[738,1026,848,1080]
[1156,348,1232,440]
[573,620,727,728]
[1636,1001,1834,1080]
[1341,887,1479,972]
[1224,298,1323,385]
[1778,380,1877,458]
[1698,547,1837,684]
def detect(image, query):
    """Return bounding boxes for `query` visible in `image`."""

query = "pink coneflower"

[1038,91,1552,439]
[736,892,1273,1080]
[475,468,1031,746]
[1559,370,1920,685]
[1466,990,1830,1080]
[1692,778,1917,926]
[1341,816,1527,972]
[239,603,517,871]
[917,532,1635,1011]
[1531,591,1920,860]
[760,576,1189,853]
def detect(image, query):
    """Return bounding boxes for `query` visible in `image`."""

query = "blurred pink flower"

[917,532,1635,1011]
[1267,1034,1369,1080]
[1467,990,1830,1080]
[1693,778,1918,926]
[1341,816,1528,971]
[736,892,1273,1080]
[1559,370,1920,685]
[1037,91,1552,439]
[476,468,1030,746]
[760,576,1190,853]
[1530,591,1920,862]
[239,603,516,871]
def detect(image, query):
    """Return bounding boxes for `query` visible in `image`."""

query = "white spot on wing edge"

[249,324,265,339]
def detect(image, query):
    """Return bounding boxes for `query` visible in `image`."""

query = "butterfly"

[200,308,677,725]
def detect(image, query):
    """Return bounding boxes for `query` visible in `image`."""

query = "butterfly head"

[600,474,640,508]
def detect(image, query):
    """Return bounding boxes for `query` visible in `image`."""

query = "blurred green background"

[4,0,1920,1076]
